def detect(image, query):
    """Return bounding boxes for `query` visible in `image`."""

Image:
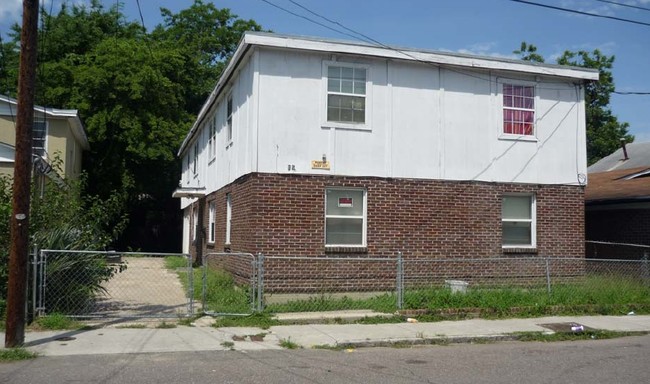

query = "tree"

[0,1,265,252]
[557,50,633,165]
[514,42,632,165]
[513,41,545,63]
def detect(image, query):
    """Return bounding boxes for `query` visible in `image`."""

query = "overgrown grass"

[165,257,650,324]
[30,313,83,330]
[212,313,281,329]
[516,330,649,342]
[279,337,300,349]
[0,348,38,362]
[165,256,251,314]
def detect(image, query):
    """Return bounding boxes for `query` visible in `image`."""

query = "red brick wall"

[188,173,585,291]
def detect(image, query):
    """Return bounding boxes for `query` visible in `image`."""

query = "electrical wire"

[263,0,650,95]
[593,0,650,12]
[510,0,650,27]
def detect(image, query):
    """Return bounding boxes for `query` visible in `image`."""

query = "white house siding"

[179,42,588,209]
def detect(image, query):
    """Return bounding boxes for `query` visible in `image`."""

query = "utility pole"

[5,0,39,348]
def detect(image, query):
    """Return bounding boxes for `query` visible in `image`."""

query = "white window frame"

[192,206,198,242]
[322,61,372,131]
[192,142,199,177]
[32,119,48,158]
[208,112,217,163]
[498,80,538,142]
[325,188,367,247]
[501,194,536,249]
[226,93,233,145]
[225,193,232,245]
[208,201,216,243]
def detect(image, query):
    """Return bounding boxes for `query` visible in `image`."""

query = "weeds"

[279,337,300,349]
[515,330,648,342]
[30,313,82,330]
[0,348,38,362]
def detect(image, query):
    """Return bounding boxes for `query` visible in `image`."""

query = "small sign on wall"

[311,160,330,170]
[338,197,353,208]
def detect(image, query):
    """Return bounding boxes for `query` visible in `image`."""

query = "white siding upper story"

[177,32,598,209]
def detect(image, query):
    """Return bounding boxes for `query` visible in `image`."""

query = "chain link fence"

[198,253,650,314]
[202,252,258,315]
[35,250,194,319]
[586,240,650,261]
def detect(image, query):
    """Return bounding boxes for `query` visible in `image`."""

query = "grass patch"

[155,321,177,329]
[515,330,649,342]
[279,337,300,349]
[115,324,147,329]
[0,348,38,362]
[212,313,281,329]
[30,313,83,330]
[220,341,235,349]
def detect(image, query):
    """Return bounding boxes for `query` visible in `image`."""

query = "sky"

[1,0,649,142]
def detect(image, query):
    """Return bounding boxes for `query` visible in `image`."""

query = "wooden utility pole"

[5,0,39,348]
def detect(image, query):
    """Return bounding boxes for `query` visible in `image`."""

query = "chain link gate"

[34,250,194,319]
[202,252,259,316]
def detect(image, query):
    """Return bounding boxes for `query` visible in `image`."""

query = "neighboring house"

[174,32,597,287]
[0,95,89,190]
[585,141,650,254]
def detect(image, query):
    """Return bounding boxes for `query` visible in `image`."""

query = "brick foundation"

[185,173,585,291]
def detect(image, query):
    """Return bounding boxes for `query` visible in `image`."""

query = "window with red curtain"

[503,84,535,136]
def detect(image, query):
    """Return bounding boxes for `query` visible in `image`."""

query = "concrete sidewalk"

[2,314,649,356]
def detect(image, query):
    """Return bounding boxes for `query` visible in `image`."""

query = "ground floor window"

[325,188,366,246]
[501,194,536,247]
[225,194,232,245]
[208,201,216,243]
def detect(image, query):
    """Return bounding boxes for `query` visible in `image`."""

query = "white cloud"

[0,0,22,25]
[549,41,617,62]
[444,41,516,60]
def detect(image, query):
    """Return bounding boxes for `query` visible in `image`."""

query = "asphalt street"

[2,335,649,384]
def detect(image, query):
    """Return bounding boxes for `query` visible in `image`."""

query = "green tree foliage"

[514,42,632,165]
[0,0,264,251]
[513,41,545,63]
[557,50,633,165]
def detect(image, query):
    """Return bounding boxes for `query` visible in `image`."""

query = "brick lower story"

[185,173,585,292]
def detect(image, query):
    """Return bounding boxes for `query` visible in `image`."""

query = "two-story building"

[0,95,89,191]
[175,32,597,288]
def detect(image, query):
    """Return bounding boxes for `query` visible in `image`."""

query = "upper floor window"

[208,113,217,161]
[192,142,199,176]
[502,84,535,136]
[502,194,536,248]
[33,120,46,157]
[327,65,367,124]
[226,95,233,143]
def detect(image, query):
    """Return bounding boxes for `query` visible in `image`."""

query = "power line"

[593,0,650,12]
[258,0,369,42]
[613,91,650,95]
[510,0,650,27]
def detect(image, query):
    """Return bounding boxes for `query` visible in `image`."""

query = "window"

[502,195,536,248]
[327,65,367,124]
[32,120,46,157]
[192,142,199,176]
[225,193,232,244]
[325,188,366,247]
[226,95,233,143]
[208,114,217,161]
[503,84,535,136]
[208,201,216,243]
[192,206,198,242]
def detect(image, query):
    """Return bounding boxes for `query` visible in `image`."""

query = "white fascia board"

[245,33,600,81]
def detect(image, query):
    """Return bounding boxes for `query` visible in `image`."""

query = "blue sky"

[2,0,649,142]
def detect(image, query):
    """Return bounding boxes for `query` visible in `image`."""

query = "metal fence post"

[188,253,194,316]
[31,245,38,320]
[257,253,265,312]
[545,257,552,295]
[396,251,403,310]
